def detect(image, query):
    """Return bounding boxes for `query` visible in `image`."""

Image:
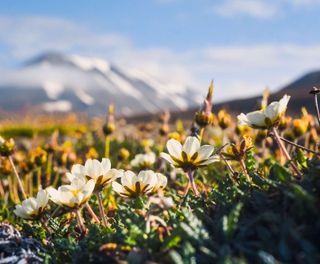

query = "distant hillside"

[126,70,320,123]
[0,51,200,116]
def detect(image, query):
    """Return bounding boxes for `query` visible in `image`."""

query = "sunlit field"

[0,84,320,263]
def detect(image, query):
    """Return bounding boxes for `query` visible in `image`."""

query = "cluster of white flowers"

[13,135,219,220]
[13,159,169,220]
[13,94,291,220]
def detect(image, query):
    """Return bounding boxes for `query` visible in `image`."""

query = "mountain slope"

[0,52,200,116]
[126,70,320,123]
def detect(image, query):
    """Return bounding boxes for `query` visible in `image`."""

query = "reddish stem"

[271,127,301,177]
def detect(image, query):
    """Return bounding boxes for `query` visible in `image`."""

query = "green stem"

[199,128,204,144]
[104,136,110,158]
[29,172,33,197]
[45,153,53,187]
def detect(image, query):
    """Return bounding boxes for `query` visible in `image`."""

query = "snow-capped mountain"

[0,52,201,116]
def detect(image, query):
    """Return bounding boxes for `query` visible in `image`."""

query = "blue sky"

[1,0,320,101]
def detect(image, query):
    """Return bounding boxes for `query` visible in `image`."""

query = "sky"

[1,0,320,102]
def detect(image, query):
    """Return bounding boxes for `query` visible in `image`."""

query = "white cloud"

[214,0,278,18]
[1,15,320,103]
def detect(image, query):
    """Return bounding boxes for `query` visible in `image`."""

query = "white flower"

[238,94,290,129]
[160,136,219,171]
[47,177,95,209]
[14,190,49,220]
[130,152,156,169]
[112,170,158,198]
[152,173,168,193]
[67,159,120,191]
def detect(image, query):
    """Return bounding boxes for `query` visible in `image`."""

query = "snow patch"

[76,89,95,105]
[42,100,72,112]
[68,55,111,73]
[42,81,64,100]
[107,70,142,99]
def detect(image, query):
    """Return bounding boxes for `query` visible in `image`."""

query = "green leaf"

[223,202,243,240]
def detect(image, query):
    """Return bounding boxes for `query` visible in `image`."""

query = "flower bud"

[30,147,47,167]
[158,110,170,136]
[195,81,214,128]
[159,124,169,136]
[85,147,99,159]
[0,137,15,157]
[195,112,214,128]
[103,123,115,136]
[292,119,308,138]
[103,104,116,136]
[283,131,295,141]
[167,132,182,142]
[260,87,270,110]
[0,158,12,175]
[278,116,292,131]
[255,130,267,144]
[235,125,250,136]
[218,109,231,129]
[118,147,130,161]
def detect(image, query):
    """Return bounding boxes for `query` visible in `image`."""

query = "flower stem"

[187,170,199,197]
[85,203,100,224]
[28,172,33,197]
[239,158,251,182]
[221,155,236,176]
[76,209,86,234]
[0,180,4,198]
[105,136,110,158]
[97,192,107,227]
[313,93,320,126]
[8,155,27,199]
[279,136,320,156]
[40,217,51,234]
[37,167,42,191]
[199,128,204,144]
[182,180,191,197]
[271,127,301,177]
[45,153,53,187]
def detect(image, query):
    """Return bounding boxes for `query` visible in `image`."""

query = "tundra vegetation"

[0,84,320,263]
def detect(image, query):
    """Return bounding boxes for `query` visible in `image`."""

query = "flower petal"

[160,152,175,165]
[36,189,49,208]
[71,164,86,176]
[182,136,200,157]
[166,139,182,158]
[245,111,266,128]
[101,158,111,174]
[196,145,214,161]
[85,159,102,178]
[199,155,220,165]
[121,170,136,187]
[156,173,167,189]
[112,181,126,195]
[265,102,280,122]
[46,187,61,205]
[278,94,290,114]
